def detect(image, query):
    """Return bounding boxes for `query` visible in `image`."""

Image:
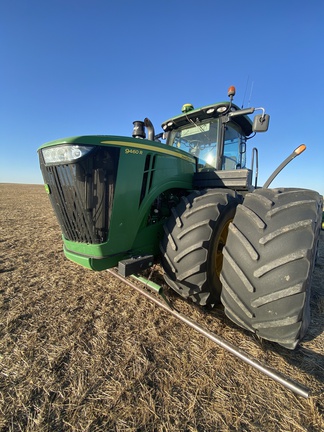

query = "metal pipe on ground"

[107,269,311,399]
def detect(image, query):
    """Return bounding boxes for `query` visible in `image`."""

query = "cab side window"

[223,123,246,170]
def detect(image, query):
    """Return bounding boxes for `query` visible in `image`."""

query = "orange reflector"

[294,144,306,155]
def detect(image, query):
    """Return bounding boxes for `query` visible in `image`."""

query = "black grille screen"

[39,146,119,244]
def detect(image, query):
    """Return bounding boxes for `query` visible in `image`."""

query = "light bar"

[42,145,93,164]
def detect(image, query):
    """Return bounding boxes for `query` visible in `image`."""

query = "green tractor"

[38,86,322,349]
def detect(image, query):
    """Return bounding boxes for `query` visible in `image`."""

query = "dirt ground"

[0,183,323,432]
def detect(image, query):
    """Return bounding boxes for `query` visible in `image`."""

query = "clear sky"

[1,0,323,195]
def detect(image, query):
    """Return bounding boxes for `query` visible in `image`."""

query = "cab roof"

[161,101,253,137]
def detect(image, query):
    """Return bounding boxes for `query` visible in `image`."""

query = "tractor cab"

[161,87,269,178]
[165,113,247,171]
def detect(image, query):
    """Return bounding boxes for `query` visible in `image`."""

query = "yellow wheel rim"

[214,219,232,277]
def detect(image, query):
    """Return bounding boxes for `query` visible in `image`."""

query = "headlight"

[42,145,93,164]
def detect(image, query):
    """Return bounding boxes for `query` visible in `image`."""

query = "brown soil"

[0,183,323,431]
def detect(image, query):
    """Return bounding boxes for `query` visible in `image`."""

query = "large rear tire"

[160,189,242,306]
[220,188,323,349]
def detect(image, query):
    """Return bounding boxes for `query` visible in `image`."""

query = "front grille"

[39,146,119,244]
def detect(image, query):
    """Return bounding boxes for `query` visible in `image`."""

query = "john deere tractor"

[38,86,322,349]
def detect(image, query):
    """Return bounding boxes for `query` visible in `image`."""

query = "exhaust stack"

[144,117,155,141]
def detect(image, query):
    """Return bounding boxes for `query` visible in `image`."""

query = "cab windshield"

[167,119,219,169]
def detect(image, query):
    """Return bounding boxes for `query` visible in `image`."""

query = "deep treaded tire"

[160,189,242,306]
[220,188,323,349]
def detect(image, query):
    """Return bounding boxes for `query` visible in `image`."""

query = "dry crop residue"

[0,184,323,431]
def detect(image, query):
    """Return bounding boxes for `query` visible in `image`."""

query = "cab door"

[222,122,246,170]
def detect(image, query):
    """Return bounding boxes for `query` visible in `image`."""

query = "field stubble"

[0,184,323,431]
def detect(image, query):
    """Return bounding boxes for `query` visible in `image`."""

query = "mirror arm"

[228,107,255,118]
[228,106,266,119]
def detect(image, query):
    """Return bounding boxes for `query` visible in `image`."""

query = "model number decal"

[125,148,143,155]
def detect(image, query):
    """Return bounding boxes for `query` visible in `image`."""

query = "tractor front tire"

[160,189,242,306]
[220,188,323,349]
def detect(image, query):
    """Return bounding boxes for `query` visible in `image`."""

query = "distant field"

[1,183,323,431]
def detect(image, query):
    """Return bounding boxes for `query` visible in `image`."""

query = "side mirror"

[253,114,270,132]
